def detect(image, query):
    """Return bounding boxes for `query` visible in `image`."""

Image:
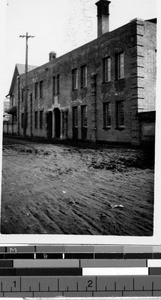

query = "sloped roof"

[8,63,37,96]
[16,63,37,75]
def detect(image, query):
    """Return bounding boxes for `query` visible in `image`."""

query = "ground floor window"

[62,111,68,137]
[103,102,111,128]
[26,112,28,128]
[81,105,87,127]
[116,100,124,128]
[35,111,38,129]
[73,106,78,127]
[40,110,43,129]
[21,113,24,128]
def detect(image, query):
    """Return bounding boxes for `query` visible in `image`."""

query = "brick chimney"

[95,0,111,37]
[49,51,57,61]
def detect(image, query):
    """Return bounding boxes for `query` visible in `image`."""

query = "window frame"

[103,102,111,128]
[81,65,87,88]
[116,100,125,129]
[40,110,43,129]
[35,111,38,129]
[57,74,60,94]
[35,82,38,99]
[81,105,87,128]
[53,76,56,95]
[21,113,24,128]
[72,68,78,90]
[73,106,78,128]
[116,52,124,80]
[39,80,43,98]
[102,57,111,83]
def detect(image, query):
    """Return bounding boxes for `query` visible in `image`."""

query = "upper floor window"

[116,52,124,79]
[53,76,56,95]
[57,74,60,94]
[53,75,60,95]
[116,100,124,128]
[39,81,43,98]
[35,82,38,99]
[102,57,111,82]
[72,68,78,90]
[81,65,87,88]
[103,102,111,128]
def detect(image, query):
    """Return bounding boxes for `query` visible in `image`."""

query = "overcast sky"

[1,0,157,99]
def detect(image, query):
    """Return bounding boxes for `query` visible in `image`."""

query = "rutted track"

[1,137,154,235]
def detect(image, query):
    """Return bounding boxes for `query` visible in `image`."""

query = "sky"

[1,0,157,100]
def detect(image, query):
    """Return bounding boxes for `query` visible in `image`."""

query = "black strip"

[0,268,14,276]
[15,268,82,276]
[5,253,34,259]
[149,268,161,275]
[95,253,123,259]
[0,260,13,268]
[154,253,161,259]
[0,254,5,259]
[36,253,62,259]
[65,253,93,259]
[124,253,152,259]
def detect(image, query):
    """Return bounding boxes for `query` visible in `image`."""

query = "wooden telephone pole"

[19,33,35,137]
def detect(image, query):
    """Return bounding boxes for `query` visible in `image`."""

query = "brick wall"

[16,18,156,145]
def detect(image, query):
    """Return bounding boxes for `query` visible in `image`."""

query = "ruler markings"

[0,245,161,298]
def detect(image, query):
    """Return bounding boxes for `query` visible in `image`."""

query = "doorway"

[54,108,60,138]
[46,111,52,138]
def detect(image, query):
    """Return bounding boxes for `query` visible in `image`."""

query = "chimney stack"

[95,0,111,37]
[49,51,57,61]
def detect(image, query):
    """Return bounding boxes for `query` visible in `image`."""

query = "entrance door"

[54,108,60,138]
[46,111,52,138]
[72,106,78,140]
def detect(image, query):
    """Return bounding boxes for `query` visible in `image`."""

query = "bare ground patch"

[1,137,154,235]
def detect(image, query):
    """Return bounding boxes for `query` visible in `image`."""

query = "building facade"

[6,0,157,145]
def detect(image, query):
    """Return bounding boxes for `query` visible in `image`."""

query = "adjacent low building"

[5,0,156,145]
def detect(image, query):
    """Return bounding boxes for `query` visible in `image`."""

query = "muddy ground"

[1,136,154,235]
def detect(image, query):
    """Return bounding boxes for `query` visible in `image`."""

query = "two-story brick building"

[6,0,156,145]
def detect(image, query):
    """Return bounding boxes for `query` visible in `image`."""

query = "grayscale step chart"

[0,244,161,297]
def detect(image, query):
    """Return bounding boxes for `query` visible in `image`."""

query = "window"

[53,76,56,95]
[116,101,124,128]
[72,68,78,90]
[35,82,38,99]
[26,112,28,128]
[57,74,60,94]
[73,106,78,127]
[102,57,111,82]
[81,65,87,88]
[103,102,111,128]
[116,52,124,79]
[21,113,24,128]
[22,88,25,102]
[40,111,43,129]
[81,105,87,127]
[40,81,43,98]
[35,111,38,129]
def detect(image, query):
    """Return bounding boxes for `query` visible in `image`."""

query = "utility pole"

[19,32,35,137]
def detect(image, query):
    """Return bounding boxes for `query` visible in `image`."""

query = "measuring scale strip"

[0,275,161,297]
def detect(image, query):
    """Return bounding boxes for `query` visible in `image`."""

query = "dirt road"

[1,137,154,235]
